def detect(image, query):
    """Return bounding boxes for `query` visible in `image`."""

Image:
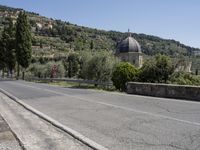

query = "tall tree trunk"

[10,69,13,78]
[22,71,25,80]
[7,69,9,78]
[196,69,198,75]
[17,63,20,80]
[2,68,4,78]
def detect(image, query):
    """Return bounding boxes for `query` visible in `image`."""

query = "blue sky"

[1,0,200,48]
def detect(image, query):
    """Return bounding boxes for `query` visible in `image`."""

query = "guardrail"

[25,77,113,87]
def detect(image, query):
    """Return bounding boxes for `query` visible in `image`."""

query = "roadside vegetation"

[112,55,200,91]
[0,9,199,92]
[0,11,32,79]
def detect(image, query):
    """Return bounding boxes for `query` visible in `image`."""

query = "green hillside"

[0,5,200,63]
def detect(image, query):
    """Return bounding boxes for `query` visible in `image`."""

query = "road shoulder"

[0,92,91,150]
[0,114,22,150]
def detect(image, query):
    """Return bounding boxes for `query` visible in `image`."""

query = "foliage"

[28,51,119,82]
[0,17,16,76]
[28,61,65,78]
[85,51,119,82]
[1,5,200,81]
[139,54,174,83]
[169,72,200,86]
[64,53,80,78]
[46,61,65,78]
[1,4,200,63]
[28,63,47,78]
[16,11,32,69]
[112,62,138,91]
[78,50,93,79]
[0,31,6,72]
[4,18,16,74]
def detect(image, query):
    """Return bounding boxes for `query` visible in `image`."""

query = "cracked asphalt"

[0,80,200,150]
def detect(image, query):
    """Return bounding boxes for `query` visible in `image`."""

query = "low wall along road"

[126,82,200,101]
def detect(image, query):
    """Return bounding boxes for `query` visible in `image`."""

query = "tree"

[46,61,65,78]
[79,50,92,79]
[0,18,16,77]
[4,18,16,77]
[155,54,174,82]
[112,62,138,91]
[140,54,174,83]
[139,59,157,82]
[86,51,119,82]
[90,40,94,50]
[0,36,6,77]
[64,53,80,78]
[16,11,32,80]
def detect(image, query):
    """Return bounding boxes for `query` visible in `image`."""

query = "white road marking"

[20,80,200,105]
[7,81,200,126]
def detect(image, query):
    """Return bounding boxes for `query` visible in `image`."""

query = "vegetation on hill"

[0,4,200,59]
[0,5,200,88]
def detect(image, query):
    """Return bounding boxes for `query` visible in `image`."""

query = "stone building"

[174,59,192,73]
[116,34,143,68]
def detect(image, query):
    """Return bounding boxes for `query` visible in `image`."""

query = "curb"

[0,88,108,150]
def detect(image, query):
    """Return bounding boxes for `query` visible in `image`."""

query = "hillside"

[0,5,200,62]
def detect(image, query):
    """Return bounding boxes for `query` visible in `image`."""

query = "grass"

[32,80,116,92]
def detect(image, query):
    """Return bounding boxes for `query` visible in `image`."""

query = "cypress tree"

[90,40,94,50]
[16,11,32,80]
[0,17,15,78]
[4,18,16,77]
[0,34,6,78]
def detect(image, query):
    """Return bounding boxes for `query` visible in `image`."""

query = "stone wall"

[126,82,200,101]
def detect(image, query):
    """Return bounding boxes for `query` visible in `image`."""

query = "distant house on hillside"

[44,23,53,29]
[36,22,43,29]
[36,21,53,30]
[115,32,143,68]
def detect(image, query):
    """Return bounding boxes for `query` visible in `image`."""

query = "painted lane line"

[10,81,200,126]
[16,80,200,104]
[0,88,108,150]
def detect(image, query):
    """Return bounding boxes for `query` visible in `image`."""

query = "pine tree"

[16,11,32,79]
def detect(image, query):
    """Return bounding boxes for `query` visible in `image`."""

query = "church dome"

[117,36,141,53]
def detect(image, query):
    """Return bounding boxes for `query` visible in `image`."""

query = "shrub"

[79,50,120,82]
[112,62,138,91]
[139,54,174,83]
[45,61,65,78]
[169,72,200,86]
[28,61,65,78]
[79,50,92,79]
[86,51,119,82]
[27,63,47,78]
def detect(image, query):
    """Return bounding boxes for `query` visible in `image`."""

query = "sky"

[1,0,200,48]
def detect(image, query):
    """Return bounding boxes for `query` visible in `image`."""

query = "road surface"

[0,80,200,150]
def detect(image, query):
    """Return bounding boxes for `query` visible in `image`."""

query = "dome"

[117,36,141,53]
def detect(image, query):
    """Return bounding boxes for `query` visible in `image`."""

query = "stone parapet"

[126,82,200,101]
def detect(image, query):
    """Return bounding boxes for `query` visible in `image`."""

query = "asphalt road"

[0,80,200,150]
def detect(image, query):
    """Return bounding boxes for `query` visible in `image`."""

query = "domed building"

[116,33,143,68]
